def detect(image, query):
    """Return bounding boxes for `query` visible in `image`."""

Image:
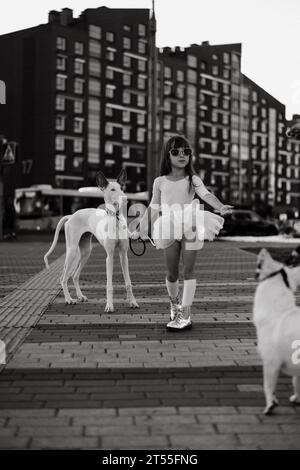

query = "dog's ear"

[116,168,127,187]
[96,171,109,191]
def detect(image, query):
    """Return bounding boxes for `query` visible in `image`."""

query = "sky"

[0,0,299,119]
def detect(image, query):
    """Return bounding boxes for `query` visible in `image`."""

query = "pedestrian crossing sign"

[1,142,16,164]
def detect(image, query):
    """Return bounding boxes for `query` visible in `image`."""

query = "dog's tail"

[44,215,71,268]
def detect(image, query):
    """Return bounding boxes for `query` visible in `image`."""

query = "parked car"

[220,209,279,236]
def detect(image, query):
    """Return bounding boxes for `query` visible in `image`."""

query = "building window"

[138,24,146,36]
[56,95,65,111]
[177,103,184,115]
[105,106,113,117]
[55,154,66,171]
[74,138,83,153]
[176,85,185,99]
[123,55,131,68]
[73,157,83,170]
[187,55,197,68]
[137,113,145,125]
[56,74,66,91]
[212,96,218,107]
[123,90,130,104]
[56,115,65,131]
[200,61,207,71]
[74,118,84,133]
[89,59,101,77]
[123,110,130,122]
[55,135,64,151]
[137,76,146,89]
[200,77,206,86]
[74,78,84,94]
[212,80,219,92]
[105,85,115,98]
[223,83,229,94]
[176,118,184,132]
[252,91,258,102]
[106,32,115,42]
[74,100,83,114]
[222,114,229,124]
[137,94,145,107]
[164,66,172,79]
[74,59,84,75]
[177,70,184,82]
[122,145,130,159]
[89,40,101,57]
[123,128,130,140]
[223,68,230,79]
[56,36,66,51]
[123,74,131,86]
[164,115,171,130]
[138,41,146,54]
[106,49,115,61]
[212,54,218,60]
[212,65,219,76]
[123,37,131,49]
[137,128,145,143]
[138,60,146,72]
[106,68,114,80]
[105,123,113,136]
[223,52,230,64]
[124,24,132,32]
[187,70,197,84]
[56,55,66,71]
[89,25,101,40]
[75,41,84,55]
[105,142,113,154]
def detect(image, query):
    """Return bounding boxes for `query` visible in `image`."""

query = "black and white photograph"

[0,0,300,454]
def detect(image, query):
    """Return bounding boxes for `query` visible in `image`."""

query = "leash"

[260,268,290,289]
[129,235,156,256]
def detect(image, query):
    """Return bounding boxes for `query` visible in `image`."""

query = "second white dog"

[253,248,300,414]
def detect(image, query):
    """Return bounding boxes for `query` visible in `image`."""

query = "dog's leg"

[119,244,139,308]
[105,246,115,312]
[263,363,280,415]
[72,233,93,302]
[290,376,300,404]
[61,246,80,304]
[61,222,82,305]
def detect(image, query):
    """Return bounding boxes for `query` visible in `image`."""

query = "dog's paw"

[289,394,300,404]
[65,298,77,305]
[129,299,139,308]
[105,304,114,312]
[78,295,88,303]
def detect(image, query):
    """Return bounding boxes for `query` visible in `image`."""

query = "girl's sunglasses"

[169,148,192,157]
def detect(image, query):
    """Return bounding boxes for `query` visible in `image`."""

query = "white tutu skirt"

[152,200,224,250]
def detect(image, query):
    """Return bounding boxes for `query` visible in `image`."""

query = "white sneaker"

[169,295,181,321]
[166,308,192,331]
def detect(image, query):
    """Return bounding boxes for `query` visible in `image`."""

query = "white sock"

[165,278,179,299]
[182,279,196,317]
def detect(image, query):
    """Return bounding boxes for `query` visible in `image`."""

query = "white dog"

[253,248,300,414]
[44,169,139,312]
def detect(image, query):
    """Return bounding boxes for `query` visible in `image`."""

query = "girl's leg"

[180,238,198,319]
[164,241,181,319]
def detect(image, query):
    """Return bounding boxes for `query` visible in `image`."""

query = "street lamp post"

[147,0,158,203]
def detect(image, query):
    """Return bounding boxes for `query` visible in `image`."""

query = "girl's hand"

[219,205,234,216]
[130,230,148,240]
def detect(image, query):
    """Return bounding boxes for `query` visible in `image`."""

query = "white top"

[150,175,210,213]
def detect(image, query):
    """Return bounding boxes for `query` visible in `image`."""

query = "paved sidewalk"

[1,240,300,449]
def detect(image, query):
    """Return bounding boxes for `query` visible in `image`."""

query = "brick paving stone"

[1,240,300,449]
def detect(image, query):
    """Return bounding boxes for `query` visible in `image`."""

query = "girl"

[132,135,233,330]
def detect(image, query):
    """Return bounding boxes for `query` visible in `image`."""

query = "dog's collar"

[260,268,290,289]
[106,208,120,220]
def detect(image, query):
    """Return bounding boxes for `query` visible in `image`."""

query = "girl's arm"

[193,175,233,216]
[132,177,161,237]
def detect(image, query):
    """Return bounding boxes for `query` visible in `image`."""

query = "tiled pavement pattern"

[1,240,300,449]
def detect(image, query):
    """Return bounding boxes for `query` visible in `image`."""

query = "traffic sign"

[1,142,17,164]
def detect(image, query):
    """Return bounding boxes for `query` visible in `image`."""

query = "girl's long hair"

[160,134,196,192]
